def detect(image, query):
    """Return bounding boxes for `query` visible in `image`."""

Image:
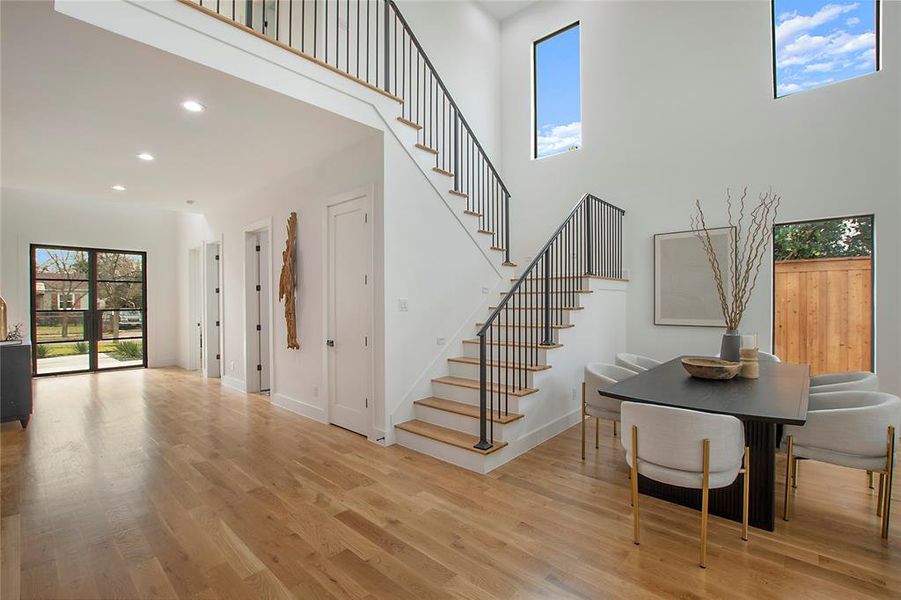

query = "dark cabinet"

[1,343,33,428]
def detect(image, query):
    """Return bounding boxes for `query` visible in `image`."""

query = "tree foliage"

[773,218,872,261]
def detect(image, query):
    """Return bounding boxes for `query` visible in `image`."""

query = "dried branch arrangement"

[690,187,781,330]
[279,212,300,350]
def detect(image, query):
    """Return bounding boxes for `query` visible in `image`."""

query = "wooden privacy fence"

[774,256,872,375]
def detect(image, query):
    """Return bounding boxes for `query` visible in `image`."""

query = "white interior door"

[204,242,221,378]
[327,194,371,436]
[188,247,202,371]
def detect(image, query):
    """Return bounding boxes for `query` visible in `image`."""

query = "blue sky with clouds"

[535,24,581,158]
[774,1,877,97]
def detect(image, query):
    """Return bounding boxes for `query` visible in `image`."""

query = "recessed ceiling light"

[181,100,205,113]
[137,152,154,161]
[112,185,126,191]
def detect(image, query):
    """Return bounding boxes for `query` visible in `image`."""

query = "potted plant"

[690,187,780,361]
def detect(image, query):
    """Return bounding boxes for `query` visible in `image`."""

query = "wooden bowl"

[681,357,741,380]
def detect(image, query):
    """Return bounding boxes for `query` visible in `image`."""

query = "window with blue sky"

[534,23,581,159]
[773,1,879,97]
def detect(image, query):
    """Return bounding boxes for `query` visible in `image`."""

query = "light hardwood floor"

[1,368,898,599]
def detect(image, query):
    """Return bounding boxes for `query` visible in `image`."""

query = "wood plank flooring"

[1,368,898,599]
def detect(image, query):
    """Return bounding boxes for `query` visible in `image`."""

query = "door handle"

[326,339,335,347]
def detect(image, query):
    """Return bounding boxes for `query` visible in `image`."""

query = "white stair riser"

[413,404,519,441]
[394,429,492,473]
[462,343,549,364]
[470,327,559,344]
[485,312,573,326]
[498,295,585,308]
[431,381,526,412]
[448,361,537,387]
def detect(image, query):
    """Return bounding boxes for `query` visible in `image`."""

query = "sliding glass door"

[31,245,147,375]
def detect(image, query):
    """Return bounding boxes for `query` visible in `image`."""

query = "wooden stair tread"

[511,275,629,282]
[432,376,538,397]
[397,116,423,130]
[478,229,495,235]
[463,339,562,350]
[490,246,506,251]
[432,167,454,177]
[463,210,483,217]
[414,397,524,423]
[501,290,592,295]
[502,261,518,268]
[414,143,438,155]
[447,356,550,372]
[488,305,583,311]
[395,420,507,455]
[449,190,469,198]
[475,322,574,330]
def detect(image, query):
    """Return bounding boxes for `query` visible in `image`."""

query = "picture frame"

[654,227,733,327]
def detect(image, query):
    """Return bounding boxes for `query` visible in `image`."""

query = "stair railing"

[474,194,625,450]
[184,0,512,262]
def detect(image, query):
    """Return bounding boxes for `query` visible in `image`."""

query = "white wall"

[0,188,180,366]
[396,0,502,160]
[175,135,385,423]
[499,1,901,392]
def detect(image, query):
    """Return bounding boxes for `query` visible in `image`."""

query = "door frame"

[770,213,876,372]
[242,218,274,394]
[323,187,375,438]
[29,243,148,376]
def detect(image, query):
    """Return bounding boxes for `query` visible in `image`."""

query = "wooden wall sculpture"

[279,212,300,349]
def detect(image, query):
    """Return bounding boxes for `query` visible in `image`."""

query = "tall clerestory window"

[773,0,880,97]
[533,22,581,159]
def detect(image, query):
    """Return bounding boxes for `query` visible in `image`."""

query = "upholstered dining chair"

[782,391,900,539]
[810,371,879,393]
[620,401,749,568]
[715,351,781,363]
[615,353,661,372]
[582,363,638,459]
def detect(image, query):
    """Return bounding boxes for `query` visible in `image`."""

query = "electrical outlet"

[437,337,446,346]
[398,298,409,312]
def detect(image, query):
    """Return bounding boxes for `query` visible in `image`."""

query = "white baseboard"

[221,375,246,392]
[149,357,178,368]
[271,392,327,423]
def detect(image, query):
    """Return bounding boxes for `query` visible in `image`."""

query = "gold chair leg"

[631,425,640,545]
[882,425,895,540]
[700,439,710,568]
[792,457,799,489]
[783,435,793,521]
[868,470,875,490]
[595,418,600,449]
[581,382,586,461]
[877,473,884,517]
[742,446,750,542]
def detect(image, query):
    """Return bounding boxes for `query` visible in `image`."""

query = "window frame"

[771,0,882,99]
[532,21,581,159]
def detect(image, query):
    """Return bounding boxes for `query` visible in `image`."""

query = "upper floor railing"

[184,0,511,261]
[475,194,625,450]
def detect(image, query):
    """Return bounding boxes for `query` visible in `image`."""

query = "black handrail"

[186,0,512,262]
[474,194,625,450]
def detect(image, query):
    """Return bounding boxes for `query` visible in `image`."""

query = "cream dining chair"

[621,401,749,568]
[810,371,879,393]
[615,353,661,372]
[582,363,638,459]
[782,390,900,539]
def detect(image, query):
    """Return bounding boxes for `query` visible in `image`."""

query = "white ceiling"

[1,1,378,213]
[476,0,539,22]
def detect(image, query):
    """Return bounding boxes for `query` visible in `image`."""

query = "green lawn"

[36,340,143,360]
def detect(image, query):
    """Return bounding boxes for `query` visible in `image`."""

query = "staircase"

[394,195,627,472]
[179,0,627,473]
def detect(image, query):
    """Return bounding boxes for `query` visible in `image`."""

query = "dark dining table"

[602,357,810,531]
